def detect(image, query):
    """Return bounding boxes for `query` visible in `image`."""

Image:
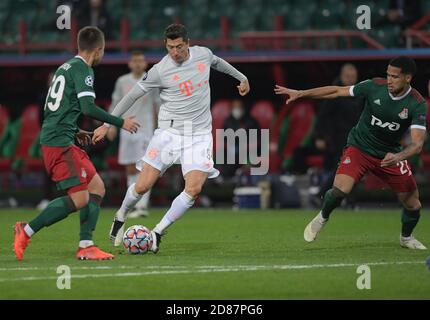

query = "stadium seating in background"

[14,104,43,171]
[212,99,232,153]
[250,100,275,129]
[273,101,316,171]
[0,105,11,171]
[2,0,426,51]
[0,105,9,138]
[0,104,43,171]
[0,117,20,171]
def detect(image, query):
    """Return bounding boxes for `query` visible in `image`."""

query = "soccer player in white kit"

[107,51,160,218]
[93,24,250,252]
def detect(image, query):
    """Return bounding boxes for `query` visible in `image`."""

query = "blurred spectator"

[292,63,362,174]
[222,99,261,177]
[387,0,422,29]
[76,0,112,39]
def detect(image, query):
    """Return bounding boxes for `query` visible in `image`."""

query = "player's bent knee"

[403,200,421,211]
[97,184,106,198]
[134,182,150,195]
[69,191,90,210]
[89,184,105,199]
[184,185,202,198]
[332,186,348,199]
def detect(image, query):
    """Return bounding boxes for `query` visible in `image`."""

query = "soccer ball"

[123,225,153,254]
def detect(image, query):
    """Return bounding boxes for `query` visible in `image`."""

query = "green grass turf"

[0,208,429,299]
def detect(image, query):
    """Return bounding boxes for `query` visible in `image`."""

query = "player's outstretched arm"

[274,85,351,104]
[109,84,145,118]
[92,117,139,144]
[211,55,250,96]
[81,96,126,127]
[381,128,426,167]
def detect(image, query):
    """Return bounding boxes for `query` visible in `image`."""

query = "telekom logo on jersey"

[179,80,194,96]
[178,79,209,96]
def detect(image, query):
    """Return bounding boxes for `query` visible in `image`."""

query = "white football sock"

[24,224,34,238]
[153,191,195,234]
[79,240,94,248]
[136,189,151,210]
[116,183,142,222]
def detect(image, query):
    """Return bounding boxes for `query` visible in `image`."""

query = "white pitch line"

[0,260,422,272]
[0,261,425,283]
[0,265,186,272]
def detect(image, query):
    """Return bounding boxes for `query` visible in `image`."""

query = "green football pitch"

[0,208,429,299]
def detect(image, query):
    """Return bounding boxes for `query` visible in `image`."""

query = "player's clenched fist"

[237,79,250,96]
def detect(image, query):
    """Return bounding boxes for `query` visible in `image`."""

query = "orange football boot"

[13,222,31,261]
[76,245,114,260]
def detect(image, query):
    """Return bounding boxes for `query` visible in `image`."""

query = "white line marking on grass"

[0,265,186,272]
[0,261,424,282]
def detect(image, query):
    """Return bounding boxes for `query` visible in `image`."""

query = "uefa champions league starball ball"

[123,225,153,254]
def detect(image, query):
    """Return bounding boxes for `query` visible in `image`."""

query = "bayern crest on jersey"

[398,108,408,119]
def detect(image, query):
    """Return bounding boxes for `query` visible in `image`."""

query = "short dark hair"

[130,50,144,57]
[389,56,417,76]
[164,24,188,41]
[78,26,105,51]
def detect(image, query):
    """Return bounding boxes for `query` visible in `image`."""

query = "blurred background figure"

[291,63,363,207]
[107,51,160,218]
[222,99,260,178]
[387,0,422,29]
[76,0,113,40]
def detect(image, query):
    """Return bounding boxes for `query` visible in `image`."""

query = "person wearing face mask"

[222,99,261,177]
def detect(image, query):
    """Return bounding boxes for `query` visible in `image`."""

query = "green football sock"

[29,196,76,233]
[321,188,345,219]
[79,194,103,241]
[401,208,420,237]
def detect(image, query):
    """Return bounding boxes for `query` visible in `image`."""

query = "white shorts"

[136,129,220,179]
[118,130,151,165]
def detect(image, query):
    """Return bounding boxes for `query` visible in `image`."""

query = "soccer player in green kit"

[275,56,427,249]
[13,26,140,260]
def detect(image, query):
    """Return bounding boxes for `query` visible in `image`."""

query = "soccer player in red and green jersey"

[13,26,140,261]
[275,56,427,250]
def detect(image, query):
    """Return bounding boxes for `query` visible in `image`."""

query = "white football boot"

[109,218,125,247]
[304,211,328,242]
[400,235,427,250]
[150,230,162,254]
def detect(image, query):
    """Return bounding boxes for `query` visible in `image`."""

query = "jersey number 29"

[45,75,65,112]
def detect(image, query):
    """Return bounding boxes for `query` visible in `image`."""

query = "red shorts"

[42,144,97,193]
[336,146,417,193]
